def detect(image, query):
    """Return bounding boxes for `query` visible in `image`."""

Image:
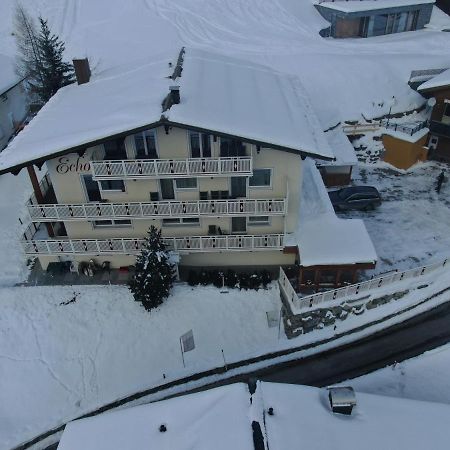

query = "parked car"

[328,186,381,211]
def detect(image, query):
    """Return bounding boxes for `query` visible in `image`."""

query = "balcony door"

[160,179,175,200]
[231,177,247,198]
[231,217,246,233]
[220,138,245,157]
[82,175,102,202]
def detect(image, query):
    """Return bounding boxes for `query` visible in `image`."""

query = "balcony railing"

[91,156,253,180]
[22,234,285,255]
[27,198,287,221]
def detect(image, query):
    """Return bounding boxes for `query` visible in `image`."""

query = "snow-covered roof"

[0,54,21,94]
[57,381,450,450]
[418,68,450,91]
[166,49,333,160]
[260,382,450,450]
[317,0,435,14]
[383,126,429,143]
[286,159,377,267]
[321,127,358,166]
[57,383,254,450]
[0,48,333,174]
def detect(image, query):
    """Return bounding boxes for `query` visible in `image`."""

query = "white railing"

[22,234,285,255]
[27,198,287,221]
[279,259,449,314]
[91,156,253,180]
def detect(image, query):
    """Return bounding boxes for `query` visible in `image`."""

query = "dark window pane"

[201,133,211,157]
[100,180,125,191]
[83,175,101,202]
[249,169,271,187]
[104,138,127,159]
[190,132,201,158]
[372,14,388,36]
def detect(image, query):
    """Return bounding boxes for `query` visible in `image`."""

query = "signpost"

[180,329,195,367]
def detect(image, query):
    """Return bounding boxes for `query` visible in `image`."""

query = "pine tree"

[129,226,175,311]
[33,18,74,103]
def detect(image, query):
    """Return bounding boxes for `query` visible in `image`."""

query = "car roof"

[341,186,379,194]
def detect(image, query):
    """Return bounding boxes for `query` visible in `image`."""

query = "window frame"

[162,217,201,226]
[99,179,126,193]
[175,178,198,190]
[247,216,270,226]
[188,131,212,158]
[248,168,272,189]
[92,219,132,228]
[134,129,158,159]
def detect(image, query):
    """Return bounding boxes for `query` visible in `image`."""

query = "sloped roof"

[317,0,435,14]
[418,67,450,91]
[0,48,333,175]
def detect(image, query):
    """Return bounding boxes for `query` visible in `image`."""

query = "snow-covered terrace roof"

[316,0,435,14]
[321,127,358,166]
[286,158,377,267]
[0,54,22,94]
[57,381,450,450]
[0,48,333,175]
[418,67,450,92]
[57,384,254,450]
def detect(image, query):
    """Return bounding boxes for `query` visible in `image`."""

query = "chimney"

[170,85,180,104]
[72,58,91,85]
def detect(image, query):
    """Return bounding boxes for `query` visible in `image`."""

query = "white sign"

[180,330,195,353]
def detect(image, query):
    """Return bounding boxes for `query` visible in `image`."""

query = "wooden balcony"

[27,198,287,222]
[91,156,253,180]
[22,234,285,255]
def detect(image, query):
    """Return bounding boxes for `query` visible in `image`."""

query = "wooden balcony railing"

[27,198,287,221]
[91,156,252,180]
[22,234,285,255]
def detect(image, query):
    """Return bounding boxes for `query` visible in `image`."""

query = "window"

[103,138,127,159]
[249,169,271,187]
[93,219,131,228]
[189,131,211,158]
[100,180,125,191]
[372,14,388,36]
[444,104,450,118]
[175,178,197,189]
[248,216,270,225]
[359,16,370,37]
[220,138,245,157]
[162,218,200,226]
[134,130,158,159]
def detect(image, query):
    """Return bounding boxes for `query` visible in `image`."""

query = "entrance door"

[231,177,246,198]
[82,175,102,202]
[231,217,246,233]
[160,179,175,200]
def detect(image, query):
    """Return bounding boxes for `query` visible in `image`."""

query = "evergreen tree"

[14,7,74,105]
[33,18,74,103]
[129,226,175,311]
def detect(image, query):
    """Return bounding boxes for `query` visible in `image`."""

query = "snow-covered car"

[329,186,381,211]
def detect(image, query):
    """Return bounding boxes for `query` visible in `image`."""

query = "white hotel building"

[0,48,376,286]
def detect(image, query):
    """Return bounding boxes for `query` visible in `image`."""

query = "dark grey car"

[328,186,381,211]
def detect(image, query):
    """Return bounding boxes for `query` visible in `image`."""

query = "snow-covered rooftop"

[57,381,450,450]
[286,158,377,267]
[317,0,435,14]
[0,53,21,94]
[322,127,358,166]
[260,382,450,450]
[57,383,254,450]
[418,67,450,91]
[0,48,333,174]
[167,48,333,160]
[383,126,429,143]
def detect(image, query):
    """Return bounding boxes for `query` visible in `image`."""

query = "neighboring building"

[418,69,450,162]
[57,382,450,450]
[0,48,336,277]
[315,0,435,38]
[318,127,358,187]
[0,54,27,150]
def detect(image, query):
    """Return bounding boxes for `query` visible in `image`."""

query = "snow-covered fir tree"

[129,226,175,311]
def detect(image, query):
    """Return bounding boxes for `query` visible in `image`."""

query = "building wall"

[382,134,428,170]
[37,125,304,269]
[0,82,28,150]
[315,3,434,38]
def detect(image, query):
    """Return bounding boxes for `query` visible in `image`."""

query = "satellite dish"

[428,97,437,107]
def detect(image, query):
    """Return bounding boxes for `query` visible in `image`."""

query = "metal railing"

[27,198,287,222]
[279,259,448,314]
[381,119,428,137]
[91,156,253,180]
[22,234,285,255]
